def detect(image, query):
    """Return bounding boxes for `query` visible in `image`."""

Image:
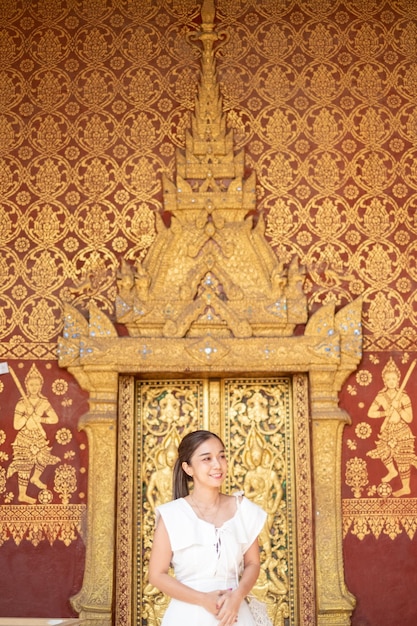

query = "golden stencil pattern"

[342,355,417,540]
[0,363,87,546]
[0,503,85,546]
[0,0,416,360]
[343,497,417,541]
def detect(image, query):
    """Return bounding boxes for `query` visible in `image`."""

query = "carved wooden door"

[128,374,315,626]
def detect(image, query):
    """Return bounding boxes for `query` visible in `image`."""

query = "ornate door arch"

[59,293,361,626]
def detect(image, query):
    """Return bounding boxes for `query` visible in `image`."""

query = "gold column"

[69,367,118,626]
[310,369,356,626]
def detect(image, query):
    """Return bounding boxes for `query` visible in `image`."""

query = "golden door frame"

[58,295,362,626]
[119,373,315,626]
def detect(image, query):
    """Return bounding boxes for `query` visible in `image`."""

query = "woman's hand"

[216,589,243,626]
[201,589,226,616]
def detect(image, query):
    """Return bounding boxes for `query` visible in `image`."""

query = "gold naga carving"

[58,1,362,625]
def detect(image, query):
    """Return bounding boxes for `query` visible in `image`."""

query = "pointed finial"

[201,0,215,30]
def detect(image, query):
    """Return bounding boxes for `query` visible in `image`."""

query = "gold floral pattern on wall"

[0,0,416,621]
[0,0,416,359]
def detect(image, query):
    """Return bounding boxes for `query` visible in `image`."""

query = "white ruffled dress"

[156,492,267,625]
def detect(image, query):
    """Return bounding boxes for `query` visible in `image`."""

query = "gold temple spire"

[201,0,215,31]
[113,2,308,339]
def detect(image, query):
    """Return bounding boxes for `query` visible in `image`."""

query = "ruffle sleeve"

[233,495,267,553]
[157,499,217,552]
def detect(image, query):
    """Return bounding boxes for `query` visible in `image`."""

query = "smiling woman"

[148,430,267,626]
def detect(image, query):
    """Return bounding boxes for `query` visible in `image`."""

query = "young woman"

[148,430,267,626]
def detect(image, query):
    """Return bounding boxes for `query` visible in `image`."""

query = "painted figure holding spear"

[367,358,417,497]
[6,364,59,504]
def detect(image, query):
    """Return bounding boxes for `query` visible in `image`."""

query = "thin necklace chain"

[191,493,221,524]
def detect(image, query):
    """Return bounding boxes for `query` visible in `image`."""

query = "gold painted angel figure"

[147,433,180,511]
[7,365,59,504]
[367,358,417,497]
[243,429,283,558]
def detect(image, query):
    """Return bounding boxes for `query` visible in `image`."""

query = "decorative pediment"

[111,0,308,341]
[58,0,362,386]
[58,0,362,378]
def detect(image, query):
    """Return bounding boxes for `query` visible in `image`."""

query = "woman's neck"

[190,487,221,506]
[190,488,221,507]
[189,489,222,524]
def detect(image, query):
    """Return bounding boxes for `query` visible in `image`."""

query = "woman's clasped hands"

[207,588,241,625]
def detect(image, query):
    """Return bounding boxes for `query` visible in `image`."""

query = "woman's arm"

[148,516,221,616]
[236,538,261,599]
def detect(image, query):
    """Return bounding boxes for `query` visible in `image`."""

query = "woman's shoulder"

[228,491,267,548]
[227,490,265,515]
[157,497,186,516]
[156,498,190,530]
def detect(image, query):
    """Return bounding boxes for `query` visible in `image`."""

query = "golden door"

[116,374,315,626]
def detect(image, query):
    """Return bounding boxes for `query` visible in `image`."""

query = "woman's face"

[183,436,227,489]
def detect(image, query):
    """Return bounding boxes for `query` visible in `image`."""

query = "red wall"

[0,0,416,621]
